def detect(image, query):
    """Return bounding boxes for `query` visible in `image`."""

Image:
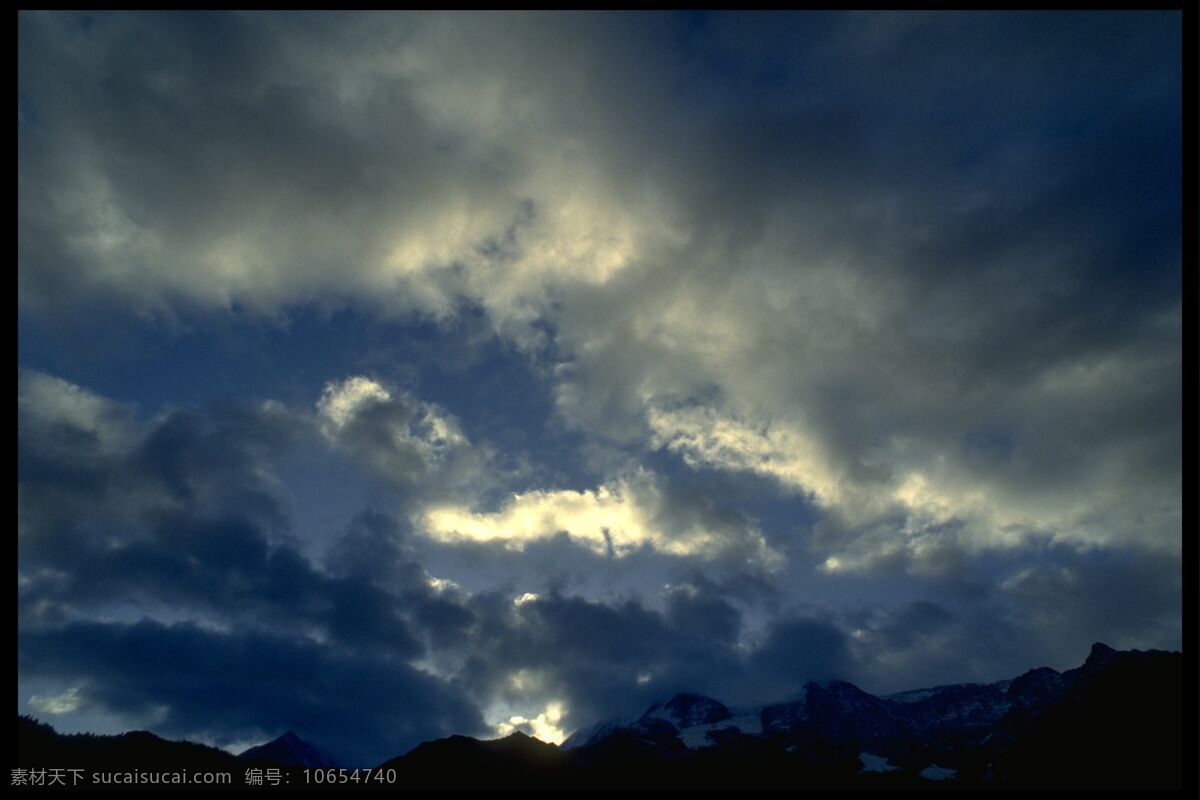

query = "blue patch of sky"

[19,299,596,492]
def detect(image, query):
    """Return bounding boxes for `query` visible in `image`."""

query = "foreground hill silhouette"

[16,717,241,774]
[16,643,1182,790]
[16,720,334,777]
[377,731,570,790]
[237,732,341,769]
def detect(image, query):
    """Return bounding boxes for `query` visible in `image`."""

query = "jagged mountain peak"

[642,692,732,727]
[494,730,555,749]
[803,678,870,696]
[1006,666,1066,709]
[238,730,339,769]
[560,717,630,750]
[1086,641,1117,664]
[17,644,1182,789]
[487,730,564,756]
[574,644,1179,756]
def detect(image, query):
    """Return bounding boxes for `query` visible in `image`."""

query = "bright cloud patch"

[316,376,477,488]
[648,405,845,507]
[319,376,465,452]
[18,371,136,458]
[423,473,780,566]
[28,687,82,715]
[317,376,394,429]
[494,701,567,744]
[423,481,695,556]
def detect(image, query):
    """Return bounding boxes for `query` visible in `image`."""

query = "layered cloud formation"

[18,11,1181,767]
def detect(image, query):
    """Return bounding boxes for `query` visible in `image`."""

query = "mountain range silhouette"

[16,642,1183,789]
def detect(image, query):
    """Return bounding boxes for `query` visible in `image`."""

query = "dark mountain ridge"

[237,731,341,769]
[16,643,1183,789]
[374,642,1185,789]
[16,718,338,776]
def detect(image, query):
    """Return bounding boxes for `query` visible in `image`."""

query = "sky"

[17,11,1183,767]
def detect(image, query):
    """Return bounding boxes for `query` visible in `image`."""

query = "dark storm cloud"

[17,374,479,760]
[22,512,430,657]
[324,509,426,587]
[18,619,483,767]
[21,380,457,668]
[840,546,1184,694]
[751,618,856,692]
[18,371,304,566]
[447,591,724,729]
[665,583,742,647]
[997,548,1183,661]
[422,579,861,733]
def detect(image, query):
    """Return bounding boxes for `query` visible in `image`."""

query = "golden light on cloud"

[383,204,490,277]
[520,190,637,285]
[647,405,846,507]
[648,401,1166,573]
[494,701,567,745]
[317,376,392,429]
[421,475,781,566]
[29,687,82,715]
[315,375,469,471]
[423,483,668,555]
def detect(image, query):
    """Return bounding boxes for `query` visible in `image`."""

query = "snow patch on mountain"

[642,693,732,728]
[560,716,638,750]
[674,711,764,749]
[921,764,958,781]
[859,752,899,773]
[885,688,938,704]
